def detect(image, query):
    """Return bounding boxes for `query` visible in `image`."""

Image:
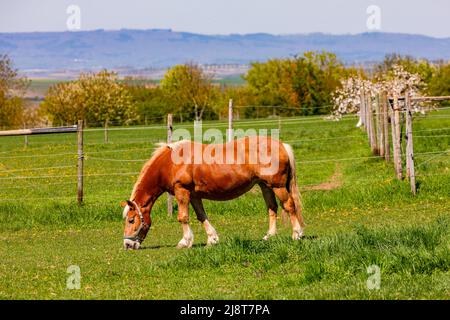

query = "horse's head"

[121,200,151,250]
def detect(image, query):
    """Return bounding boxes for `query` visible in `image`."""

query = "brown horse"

[122,136,305,250]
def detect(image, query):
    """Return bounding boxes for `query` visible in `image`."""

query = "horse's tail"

[283,143,305,228]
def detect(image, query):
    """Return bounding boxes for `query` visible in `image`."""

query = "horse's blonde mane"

[152,142,169,156]
[130,140,189,200]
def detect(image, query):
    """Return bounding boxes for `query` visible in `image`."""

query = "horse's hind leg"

[259,183,278,240]
[175,186,194,249]
[273,187,304,240]
[190,197,219,246]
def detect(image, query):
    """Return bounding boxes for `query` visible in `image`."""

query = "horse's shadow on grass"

[301,235,319,240]
[140,243,204,250]
[140,235,319,250]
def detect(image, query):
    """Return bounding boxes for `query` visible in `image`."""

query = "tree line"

[1,52,450,129]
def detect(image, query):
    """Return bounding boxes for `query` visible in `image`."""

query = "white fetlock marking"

[264,211,277,241]
[177,224,194,249]
[204,220,219,246]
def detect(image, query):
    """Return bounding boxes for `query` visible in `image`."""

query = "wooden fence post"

[375,94,383,156]
[405,99,411,177]
[104,119,109,144]
[228,99,233,142]
[392,93,403,180]
[364,92,372,140]
[405,92,416,195]
[367,94,378,154]
[366,93,371,141]
[390,96,397,169]
[77,120,84,205]
[382,92,390,162]
[360,90,366,128]
[167,113,173,216]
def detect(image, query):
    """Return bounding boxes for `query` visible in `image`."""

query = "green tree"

[40,70,135,126]
[0,54,29,129]
[214,84,257,119]
[244,59,287,107]
[428,62,450,106]
[125,84,170,124]
[161,63,216,121]
[245,51,348,115]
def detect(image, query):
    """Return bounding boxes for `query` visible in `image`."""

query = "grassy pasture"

[0,110,449,299]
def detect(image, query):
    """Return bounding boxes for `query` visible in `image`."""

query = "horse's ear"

[120,201,128,208]
[126,200,135,209]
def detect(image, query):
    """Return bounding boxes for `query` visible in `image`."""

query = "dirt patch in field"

[302,164,343,191]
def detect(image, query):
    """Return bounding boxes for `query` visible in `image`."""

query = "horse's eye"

[128,218,135,224]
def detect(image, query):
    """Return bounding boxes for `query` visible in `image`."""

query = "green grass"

[0,109,449,299]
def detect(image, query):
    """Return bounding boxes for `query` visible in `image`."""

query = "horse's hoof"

[263,233,276,241]
[177,238,193,249]
[206,235,219,246]
[292,232,304,240]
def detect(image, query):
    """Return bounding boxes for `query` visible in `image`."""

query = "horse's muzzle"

[123,239,141,250]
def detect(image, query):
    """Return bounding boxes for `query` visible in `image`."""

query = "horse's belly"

[194,182,256,201]
[192,165,257,200]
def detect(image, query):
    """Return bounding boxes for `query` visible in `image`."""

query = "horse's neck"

[132,150,169,206]
[133,175,158,206]
[133,187,154,207]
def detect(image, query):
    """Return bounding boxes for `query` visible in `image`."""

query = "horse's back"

[169,137,290,199]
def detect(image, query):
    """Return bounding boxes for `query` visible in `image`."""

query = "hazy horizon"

[1,0,450,38]
[1,28,449,40]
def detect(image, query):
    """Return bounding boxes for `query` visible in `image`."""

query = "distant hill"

[1,29,450,74]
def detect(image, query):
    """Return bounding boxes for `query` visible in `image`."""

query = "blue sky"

[1,0,449,37]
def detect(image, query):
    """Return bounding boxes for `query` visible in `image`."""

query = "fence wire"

[1,109,449,202]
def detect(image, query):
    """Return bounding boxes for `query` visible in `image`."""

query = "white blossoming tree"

[331,65,433,124]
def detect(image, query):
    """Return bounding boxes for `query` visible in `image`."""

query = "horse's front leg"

[175,187,194,249]
[190,197,219,246]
